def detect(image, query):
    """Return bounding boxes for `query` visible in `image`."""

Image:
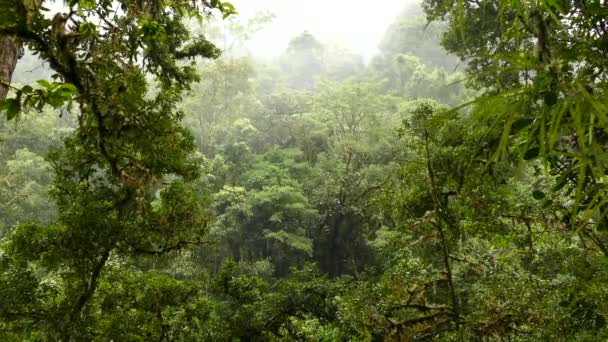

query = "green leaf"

[58,83,78,93]
[140,20,166,41]
[47,90,65,108]
[2,98,21,120]
[532,190,546,200]
[221,1,235,10]
[81,0,95,10]
[553,176,568,192]
[263,229,313,256]
[220,1,237,18]
[35,98,45,111]
[511,118,534,131]
[36,79,52,89]
[544,92,558,106]
[535,72,553,90]
[524,146,540,160]
[79,22,97,38]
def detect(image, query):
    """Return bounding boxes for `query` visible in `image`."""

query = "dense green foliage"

[1,0,607,340]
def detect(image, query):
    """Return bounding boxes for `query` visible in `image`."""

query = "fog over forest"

[16,0,412,76]
[1,0,607,340]
[228,0,409,59]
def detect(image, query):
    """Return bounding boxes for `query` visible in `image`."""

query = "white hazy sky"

[46,0,412,59]
[228,0,411,59]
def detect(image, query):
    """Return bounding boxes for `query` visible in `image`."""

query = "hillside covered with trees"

[1,0,607,340]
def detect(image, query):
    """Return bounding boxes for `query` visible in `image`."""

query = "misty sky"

[45,0,413,59]
[229,0,410,59]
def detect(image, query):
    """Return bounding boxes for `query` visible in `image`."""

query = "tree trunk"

[0,34,22,101]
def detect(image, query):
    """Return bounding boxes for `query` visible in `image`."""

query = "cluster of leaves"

[0,0,237,339]
[423,0,608,232]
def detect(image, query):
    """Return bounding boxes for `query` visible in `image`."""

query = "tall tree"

[0,0,236,339]
[423,0,608,239]
[0,34,21,100]
[0,0,41,100]
[280,31,325,90]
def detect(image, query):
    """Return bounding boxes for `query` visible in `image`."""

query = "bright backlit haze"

[230,0,410,60]
[45,0,412,60]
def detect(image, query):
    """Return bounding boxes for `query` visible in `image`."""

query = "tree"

[280,31,325,90]
[0,148,55,237]
[181,57,259,155]
[0,0,236,339]
[310,80,397,276]
[423,0,608,248]
[379,2,459,71]
[0,0,41,101]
